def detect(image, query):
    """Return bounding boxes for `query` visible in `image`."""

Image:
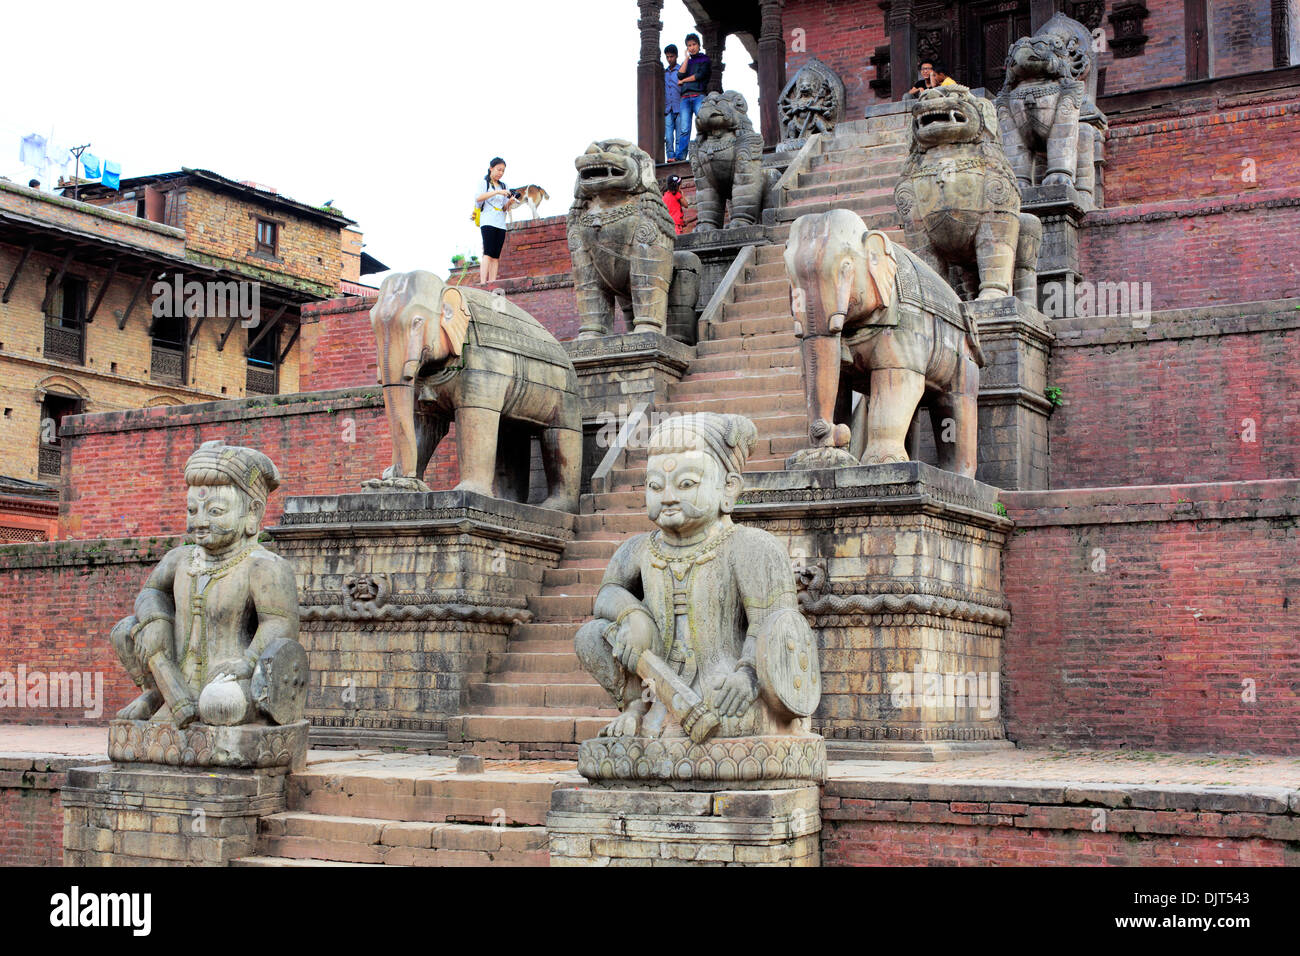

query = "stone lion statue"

[688,90,777,231]
[894,84,1041,306]
[567,138,702,340]
[994,12,1101,207]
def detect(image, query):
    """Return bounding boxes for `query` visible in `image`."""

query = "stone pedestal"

[1022,183,1090,309]
[736,462,1013,760]
[565,332,693,494]
[547,786,821,866]
[969,295,1054,490]
[63,721,305,866]
[268,490,574,749]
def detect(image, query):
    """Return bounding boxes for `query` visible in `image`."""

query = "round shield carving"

[755,607,821,718]
[251,637,309,725]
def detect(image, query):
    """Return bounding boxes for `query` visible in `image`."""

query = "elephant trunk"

[382,382,419,478]
[800,333,849,448]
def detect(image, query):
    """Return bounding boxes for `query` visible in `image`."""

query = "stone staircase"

[232,754,578,866]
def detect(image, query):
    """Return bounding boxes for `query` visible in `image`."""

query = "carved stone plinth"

[268,490,575,749]
[565,332,693,494]
[577,735,826,791]
[62,762,289,866]
[547,786,821,866]
[107,719,309,771]
[736,462,1014,760]
[972,296,1054,490]
[1021,183,1090,307]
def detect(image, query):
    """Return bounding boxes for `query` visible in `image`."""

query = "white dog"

[506,184,550,222]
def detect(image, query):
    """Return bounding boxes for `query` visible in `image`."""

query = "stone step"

[721,297,795,322]
[732,277,791,302]
[288,762,570,826]
[696,332,798,356]
[787,182,897,204]
[574,512,656,536]
[466,704,614,717]
[452,713,610,746]
[753,244,787,264]
[559,539,623,561]
[813,142,908,164]
[526,593,597,621]
[743,262,788,283]
[780,184,894,206]
[677,353,799,377]
[655,390,800,416]
[797,166,901,189]
[490,669,591,684]
[256,812,549,866]
[705,313,795,339]
[231,855,391,867]
[774,202,902,228]
[542,566,606,588]
[511,621,580,642]
[491,650,586,673]
[469,682,609,709]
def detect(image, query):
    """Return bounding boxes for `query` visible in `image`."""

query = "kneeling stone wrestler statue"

[110,440,307,728]
[575,413,820,741]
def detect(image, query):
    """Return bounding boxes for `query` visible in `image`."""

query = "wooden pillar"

[1185,0,1210,79]
[758,0,787,147]
[1029,0,1065,32]
[888,0,917,101]
[698,20,726,93]
[638,0,666,163]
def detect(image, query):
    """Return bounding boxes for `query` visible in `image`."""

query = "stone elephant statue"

[784,209,984,478]
[367,270,582,512]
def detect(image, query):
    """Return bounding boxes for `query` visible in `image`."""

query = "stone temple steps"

[232,756,577,866]
[444,116,912,756]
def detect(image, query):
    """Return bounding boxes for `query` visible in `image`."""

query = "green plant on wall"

[1045,386,1063,407]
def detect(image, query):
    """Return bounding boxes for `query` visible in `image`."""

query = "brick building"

[0,171,358,540]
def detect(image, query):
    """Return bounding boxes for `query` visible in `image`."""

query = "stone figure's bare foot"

[171,698,200,729]
[861,445,910,466]
[600,699,648,738]
[1042,172,1072,187]
[362,475,431,493]
[116,689,163,721]
[454,480,495,498]
[640,701,669,738]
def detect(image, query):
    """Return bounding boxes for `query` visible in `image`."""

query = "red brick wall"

[496,217,571,281]
[1078,189,1300,312]
[1000,480,1300,754]
[783,0,889,115]
[0,538,175,725]
[1209,0,1276,77]
[822,818,1296,865]
[57,390,395,540]
[1047,302,1300,488]
[1102,0,1190,94]
[301,298,378,390]
[1104,95,1300,206]
[0,783,63,866]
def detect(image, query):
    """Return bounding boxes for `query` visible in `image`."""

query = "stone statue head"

[1004,32,1074,86]
[573,139,659,201]
[910,84,998,150]
[183,440,280,553]
[694,90,756,138]
[644,413,756,540]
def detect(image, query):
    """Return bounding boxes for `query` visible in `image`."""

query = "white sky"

[0,0,759,285]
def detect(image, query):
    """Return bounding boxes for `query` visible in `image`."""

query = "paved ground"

[3,726,1298,791]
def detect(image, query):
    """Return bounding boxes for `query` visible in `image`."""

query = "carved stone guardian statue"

[573,412,825,789]
[109,440,308,731]
[777,57,846,145]
[688,91,778,231]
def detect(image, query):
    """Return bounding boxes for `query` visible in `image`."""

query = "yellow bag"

[471,206,481,227]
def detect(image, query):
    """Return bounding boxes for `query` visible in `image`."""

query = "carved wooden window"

[246,324,279,395]
[255,218,279,258]
[151,314,187,385]
[38,392,83,478]
[43,275,87,365]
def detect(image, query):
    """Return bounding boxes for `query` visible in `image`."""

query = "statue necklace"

[185,542,257,686]
[648,523,736,676]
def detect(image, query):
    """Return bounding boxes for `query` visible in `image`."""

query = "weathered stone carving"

[784,209,984,476]
[689,91,778,231]
[895,84,1042,306]
[367,271,582,511]
[567,139,702,340]
[778,57,846,144]
[995,13,1104,207]
[573,412,824,788]
[109,440,308,731]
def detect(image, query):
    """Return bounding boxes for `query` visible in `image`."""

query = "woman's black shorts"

[481,225,506,258]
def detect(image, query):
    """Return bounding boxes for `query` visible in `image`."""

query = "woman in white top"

[474,157,520,283]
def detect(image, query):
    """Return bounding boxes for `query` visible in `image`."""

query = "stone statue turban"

[647,413,758,476]
[184,440,282,506]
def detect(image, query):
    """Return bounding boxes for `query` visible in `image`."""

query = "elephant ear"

[863,231,898,309]
[440,288,471,358]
